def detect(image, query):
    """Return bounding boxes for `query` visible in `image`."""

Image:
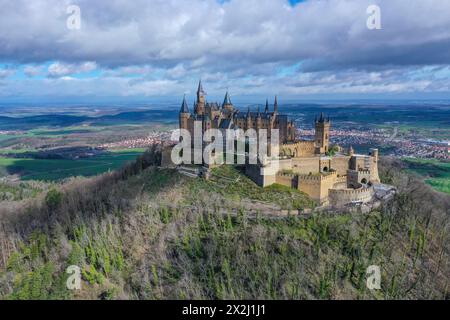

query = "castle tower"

[315,113,331,154]
[179,95,190,130]
[369,148,380,182]
[222,91,233,111]
[265,99,269,113]
[195,80,206,115]
[246,107,251,129]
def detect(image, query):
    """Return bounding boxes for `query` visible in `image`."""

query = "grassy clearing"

[185,165,315,210]
[0,150,145,182]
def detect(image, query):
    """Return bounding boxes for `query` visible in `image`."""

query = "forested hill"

[0,147,449,300]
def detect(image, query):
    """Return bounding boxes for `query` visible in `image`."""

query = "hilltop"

[0,147,449,300]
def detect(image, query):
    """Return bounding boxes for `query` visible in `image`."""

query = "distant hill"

[0,110,178,130]
[0,149,449,300]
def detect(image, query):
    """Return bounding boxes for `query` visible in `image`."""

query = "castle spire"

[197,79,205,95]
[180,94,189,113]
[223,91,232,107]
[247,106,250,118]
[274,96,278,113]
[265,99,269,113]
[257,106,261,117]
[318,112,325,123]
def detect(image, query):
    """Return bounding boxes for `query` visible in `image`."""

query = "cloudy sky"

[0,0,449,102]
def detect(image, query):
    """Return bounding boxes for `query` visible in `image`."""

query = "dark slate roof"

[197,80,205,95]
[219,119,235,129]
[206,102,220,110]
[180,95,189,113]
[318,112,325,122]
[316,112,330,123]
[223,91,232,106]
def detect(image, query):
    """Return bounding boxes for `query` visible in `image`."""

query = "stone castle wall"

[281,141,316,158]
[275,172,297,188]
[329,185,374,207]
[297,171,337,204]
[291,157,320,174]
[331,156,351,176]
[274,170,345,205]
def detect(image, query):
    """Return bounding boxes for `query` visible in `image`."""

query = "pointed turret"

[257,106,261,118]
[196,79,206,115]
[265,99,269,113]
[223,91,232,107]
[318,112,325,123]
[197,79,205,95]
[179,95,190,130]
[274,96,278,113]
[180,95,189,113]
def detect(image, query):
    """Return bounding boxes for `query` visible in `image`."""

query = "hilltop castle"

[179,80,296,143]
[166,81,381,207]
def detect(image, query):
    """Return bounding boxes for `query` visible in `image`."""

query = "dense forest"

[0,146,449,299]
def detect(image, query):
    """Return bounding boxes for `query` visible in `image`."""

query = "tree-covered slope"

[0,149,449,300]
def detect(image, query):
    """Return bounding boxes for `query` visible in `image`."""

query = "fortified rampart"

[329,185,374,207]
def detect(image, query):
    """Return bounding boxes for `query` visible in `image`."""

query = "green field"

[403,158,450,194]
[0,149,145,182]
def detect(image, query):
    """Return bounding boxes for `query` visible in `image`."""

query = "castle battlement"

[329,185,375,206]
[331,185,373,195]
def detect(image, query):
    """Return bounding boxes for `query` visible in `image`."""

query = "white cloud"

[0,68,15,79]
[0,0,449,69]
[47,61,97,78]
[0,0,449,98]
[24,65,44,77]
